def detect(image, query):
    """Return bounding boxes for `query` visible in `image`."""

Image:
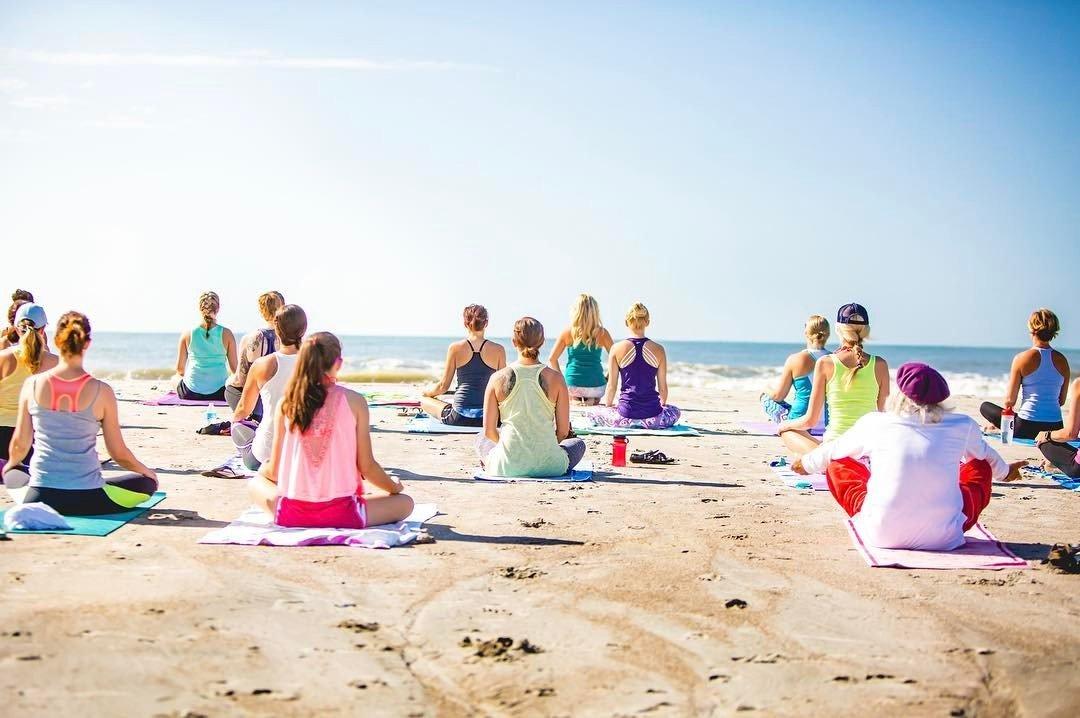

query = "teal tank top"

[564,342,605,388]
[186,325,229,394]
[789,348,830,420]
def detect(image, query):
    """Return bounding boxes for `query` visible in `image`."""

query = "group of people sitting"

[0,286,1074,549]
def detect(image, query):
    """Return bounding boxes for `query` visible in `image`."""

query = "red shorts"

[276,494,367,529]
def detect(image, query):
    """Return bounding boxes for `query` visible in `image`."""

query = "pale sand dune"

[1,381,1078,717]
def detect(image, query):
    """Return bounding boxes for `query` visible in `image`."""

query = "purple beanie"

[896,362,950,406]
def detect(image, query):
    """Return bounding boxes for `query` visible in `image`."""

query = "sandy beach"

[1,380,1078,717]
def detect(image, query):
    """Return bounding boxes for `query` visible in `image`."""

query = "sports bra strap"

[47,374,94,412]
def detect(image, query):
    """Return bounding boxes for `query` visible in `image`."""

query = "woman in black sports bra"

[421,304,506,427]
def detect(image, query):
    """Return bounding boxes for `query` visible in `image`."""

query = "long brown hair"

[198,291,220,338]
[274,304,307,349]
[55,311,92,359]
[281,332,341,433]
[4,299,27,345]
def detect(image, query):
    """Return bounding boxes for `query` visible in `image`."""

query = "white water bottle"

[1000,407,1015,444]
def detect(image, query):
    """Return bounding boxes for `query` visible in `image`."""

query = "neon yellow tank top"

[486,364,570,478]
[0,360,31,426]
[824,354,879,441]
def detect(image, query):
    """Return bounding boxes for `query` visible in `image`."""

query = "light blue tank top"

[1018,347,1064,422]
[186,324,229,394]
[789,348,829,420]
[28,379,104,490]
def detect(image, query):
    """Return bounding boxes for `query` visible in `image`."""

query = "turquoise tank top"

[186,325,228,394]
[789,348,830,420]
[564,342,605,388]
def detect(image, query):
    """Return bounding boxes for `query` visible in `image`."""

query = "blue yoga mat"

[1020,466,1080,491]
[406,416,481,434]
[474,460,594,482]
[0,492,167,536]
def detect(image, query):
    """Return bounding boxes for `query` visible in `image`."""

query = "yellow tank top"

[0,360,32,426]
[486,364,570,478]
[824,354,879,441]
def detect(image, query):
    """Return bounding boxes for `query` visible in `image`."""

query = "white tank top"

[253,352,299,462]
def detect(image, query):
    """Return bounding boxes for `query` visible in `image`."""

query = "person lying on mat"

[477,317,587,477]
[587,303,680,430]
[1,288,35,350]
[2,311,159,514]
[421,304,506,427]
[225,290,284,422]
[979,308,1069,441]
[174,290,237,401]
[1035,377,1080,479]
[547,293,614,406]
[0,303,58,461]
[249,332,413,528]
[792,363,1023,551]
[231,304,307,471]
[778,303,888,454]
[761,314,830,424]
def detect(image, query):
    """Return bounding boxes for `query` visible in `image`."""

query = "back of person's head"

[805,315,830,349]
[890,362,950,424]
[512,317,545,360]
[55,311,92,359]
[835,302,871,388]
[463,304,488,333]
[625,303,650,332]
[274,304,307,349]
[198,291,220,337]
[258,291,285,322]
[282,332,342,433]
[570,294,603,348]
[4,299,27,345]
[11,289,33,303]
[14,303,48,372]
[1028,308,1059,343]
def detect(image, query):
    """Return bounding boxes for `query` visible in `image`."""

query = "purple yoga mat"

[846,521,1028,570]
[142,392,226,407]
[740,421,825,437]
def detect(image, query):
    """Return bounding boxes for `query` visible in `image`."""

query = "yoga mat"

[202,455,255,479]
[739,421,825,437]
[846,521,1028,570]
[571,421,701,437]
[1020,465,1080,491]
[475,460,594,483]
[769,462,829,491]
[142,392,226,407]
[0,492,166,536]
[405,416,482,434]
[199,502,438,549]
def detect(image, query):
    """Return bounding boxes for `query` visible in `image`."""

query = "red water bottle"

[612,435,628,467]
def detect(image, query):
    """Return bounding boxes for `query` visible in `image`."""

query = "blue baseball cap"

[14,303,47,330]
[836,303,869,326]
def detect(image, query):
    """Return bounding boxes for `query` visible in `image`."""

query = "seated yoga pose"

[0,303,59,461]
[249,332,414,528]
[980,308,1069,441]
[547,293,614,405]
[477,317,587,477]
[225,290,285,421]
[778,303,889,454]
[587,303,680,430]
[421,304,506,427]
[761,314,831,424]
[793,363,1023,550]
[174,291,238,401]
[0,289,35,351]
[1035,377,1080,478]
[2,312,159,514]
[231,304,307,471]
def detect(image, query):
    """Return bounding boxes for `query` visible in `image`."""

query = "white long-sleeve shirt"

[802,411,1009,550]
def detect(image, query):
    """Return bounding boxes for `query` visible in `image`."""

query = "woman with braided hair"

[778,303,889,455]
[174,291,237,401]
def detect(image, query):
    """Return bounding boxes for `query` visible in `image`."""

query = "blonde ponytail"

[837,323,870,388]
[198,291,220,339]
[16,321,45,372]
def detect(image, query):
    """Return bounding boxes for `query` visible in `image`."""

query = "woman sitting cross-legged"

[421,304,506,427]
[547,293,614,405]
[249,332,414,528]
[1035,377,1080,479]
[2,312,159,514]
[174,290,238,401]
[476,317,587,478]
[0,303,58,462]
[587,303,680,430]
[761,314,830,425]
[225,290,285,422]
[792,363,1024,550]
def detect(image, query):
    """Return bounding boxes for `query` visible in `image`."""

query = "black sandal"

[630,450,677,465]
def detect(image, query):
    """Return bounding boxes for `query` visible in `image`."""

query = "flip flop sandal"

[630,450,677,465]
[201,465,246,479]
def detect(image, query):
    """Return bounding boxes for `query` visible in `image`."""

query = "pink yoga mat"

[142,392,227,407]
[740,421,824,437]
[845,521,1028,570]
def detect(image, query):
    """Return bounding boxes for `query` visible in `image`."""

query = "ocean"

[82,332,1079,397]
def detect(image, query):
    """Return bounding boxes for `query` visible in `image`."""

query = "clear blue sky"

[1,1,1077,347]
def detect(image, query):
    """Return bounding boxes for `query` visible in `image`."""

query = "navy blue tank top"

[453,340,496,412]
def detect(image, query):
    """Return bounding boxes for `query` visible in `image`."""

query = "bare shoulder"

[540,366,566,388]
[343,386,369,411]
[645,339,666,356]
[1052,349,1071,370]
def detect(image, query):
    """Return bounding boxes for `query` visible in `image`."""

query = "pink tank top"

[276,385,362,503]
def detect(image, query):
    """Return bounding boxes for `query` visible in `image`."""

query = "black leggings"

[1039,441,1080,478]
[176,380,226,402]
[979,402,1062,441]
[22,475,158,516]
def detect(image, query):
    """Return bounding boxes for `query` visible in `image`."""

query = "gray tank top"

[28,377,104,490]
[453,340,496,412]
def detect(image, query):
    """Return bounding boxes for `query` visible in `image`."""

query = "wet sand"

[1,381,1078,717]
